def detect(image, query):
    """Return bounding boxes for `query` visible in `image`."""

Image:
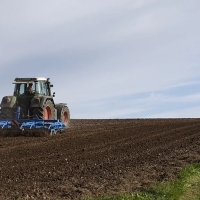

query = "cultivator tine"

[0,119,66,137]
[20,120,66,134]
[0,121,11,129]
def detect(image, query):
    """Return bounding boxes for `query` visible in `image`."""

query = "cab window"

[14,83,35,95]
[14,84,25,95]
[40,81,49,95]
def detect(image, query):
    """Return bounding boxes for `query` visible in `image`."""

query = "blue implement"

[0,107,66,135]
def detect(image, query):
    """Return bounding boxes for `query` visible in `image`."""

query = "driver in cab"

[26,83,34,94]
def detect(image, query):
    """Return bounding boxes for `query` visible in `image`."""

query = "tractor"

[0,77,70,133]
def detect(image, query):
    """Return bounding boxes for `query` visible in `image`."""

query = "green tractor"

[0,77,70,127]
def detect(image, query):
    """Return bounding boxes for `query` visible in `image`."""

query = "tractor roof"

[13,77,48,84]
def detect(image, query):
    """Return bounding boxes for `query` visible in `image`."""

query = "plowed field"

[0,119,200,200]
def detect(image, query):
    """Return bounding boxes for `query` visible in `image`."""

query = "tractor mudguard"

[30,96,55,108]
[0,96,17,119]
[1,96,17,108]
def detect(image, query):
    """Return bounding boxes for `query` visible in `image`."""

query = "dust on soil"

[0,119,199,199]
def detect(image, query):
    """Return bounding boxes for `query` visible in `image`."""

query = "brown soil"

[0,119,199,200]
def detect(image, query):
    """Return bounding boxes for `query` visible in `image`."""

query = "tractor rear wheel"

[32,100,56,120]
[56,104,70,127]
[43,100,56,120]
[32,107,43,119]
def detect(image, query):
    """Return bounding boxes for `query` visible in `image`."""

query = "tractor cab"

[11,77,54,119]
[13,77,52,97]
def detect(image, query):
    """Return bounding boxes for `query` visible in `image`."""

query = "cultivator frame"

[0,107,66,136]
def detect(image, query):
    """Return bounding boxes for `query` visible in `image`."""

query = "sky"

[0,0,200,119]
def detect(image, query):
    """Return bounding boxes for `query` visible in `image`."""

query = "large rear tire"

[56,104,70,127]
[32,107,43,119]
[32,100,56,120]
